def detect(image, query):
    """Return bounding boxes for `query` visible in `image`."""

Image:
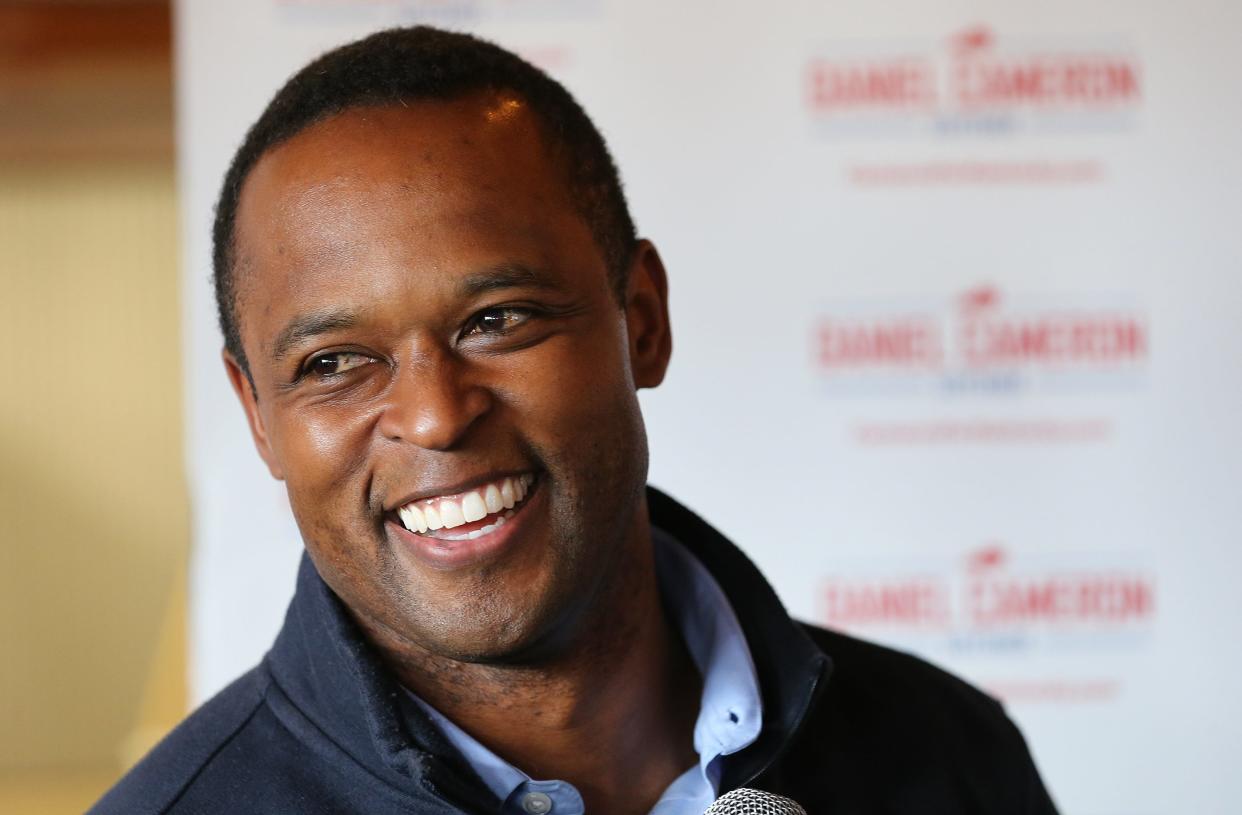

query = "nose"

[376,351,492,450]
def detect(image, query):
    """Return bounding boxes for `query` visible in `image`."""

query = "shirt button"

[522,792,553,814]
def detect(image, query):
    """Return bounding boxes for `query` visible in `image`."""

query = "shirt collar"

[653,526,763,785]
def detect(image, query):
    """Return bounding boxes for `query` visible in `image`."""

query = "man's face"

[227,96,671,663]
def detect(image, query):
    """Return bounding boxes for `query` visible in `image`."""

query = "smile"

[396,474,535,541]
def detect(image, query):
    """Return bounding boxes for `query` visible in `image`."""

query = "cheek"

[517,328,635,435]
[271,404,389,602]
[272,403,378,506]
[503,326,646,499]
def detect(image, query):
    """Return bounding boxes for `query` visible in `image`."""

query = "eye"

[465,307,533,336]
[303,351,376,378]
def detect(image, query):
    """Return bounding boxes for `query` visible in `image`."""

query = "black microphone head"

[704,788,808,815]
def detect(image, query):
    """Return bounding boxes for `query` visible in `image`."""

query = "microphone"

[704,788,807,814]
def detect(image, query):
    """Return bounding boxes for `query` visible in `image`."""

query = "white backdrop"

[176,2,1242,812]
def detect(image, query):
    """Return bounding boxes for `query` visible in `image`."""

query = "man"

[93,26,1058,815]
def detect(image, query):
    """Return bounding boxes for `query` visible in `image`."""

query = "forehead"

[231,95,599,355]
[236,93,571,245]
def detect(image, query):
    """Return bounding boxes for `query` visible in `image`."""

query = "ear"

[623,239,673,389]
[222,349,286,481]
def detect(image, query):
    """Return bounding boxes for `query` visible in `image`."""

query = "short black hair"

[213,26,638,379]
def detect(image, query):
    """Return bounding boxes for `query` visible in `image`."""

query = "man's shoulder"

[799,621,1016,745]
[88,665,273,815]
[802,622,1006,717]
[781,623,1059,813]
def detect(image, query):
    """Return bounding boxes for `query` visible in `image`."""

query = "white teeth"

[440,499,466,529]
[434,516,506,541]
[484,484,503,514]
[500,479,516,509]
[462,491,487,523]
[398,504,428,534]
[398,474,534,537]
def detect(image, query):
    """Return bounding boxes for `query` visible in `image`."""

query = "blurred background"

[0,2,186,813]
[4,1,1241,813]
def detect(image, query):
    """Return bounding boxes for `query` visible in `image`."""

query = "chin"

[405,576,600,668]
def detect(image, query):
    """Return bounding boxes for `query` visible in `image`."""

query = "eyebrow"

[458,262,562,298]
[270,309,358,363]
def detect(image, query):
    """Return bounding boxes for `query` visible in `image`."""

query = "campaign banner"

[176,2,1242,812]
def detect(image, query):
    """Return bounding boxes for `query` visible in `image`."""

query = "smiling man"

[92,26,1058,815]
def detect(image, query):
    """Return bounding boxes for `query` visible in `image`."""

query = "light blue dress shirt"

[408,526,763,815]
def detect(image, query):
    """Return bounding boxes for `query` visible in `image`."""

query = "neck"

[369,522,702,815]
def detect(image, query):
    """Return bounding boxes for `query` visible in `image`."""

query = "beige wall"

[0,4,185,810]
[0,159,187,807]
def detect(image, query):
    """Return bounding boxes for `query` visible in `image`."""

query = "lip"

[385,468,536,513]
[387,475,543,571]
